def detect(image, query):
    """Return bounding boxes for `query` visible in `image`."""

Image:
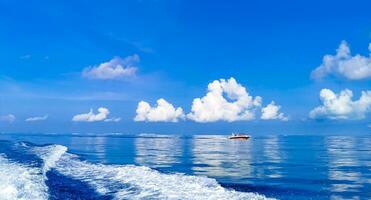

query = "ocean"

[0,133,370,200]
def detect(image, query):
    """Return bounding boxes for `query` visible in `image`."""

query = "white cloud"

[311,41,371,80]
[309,89,371,120]
[134,98,184,122]
[83,55,138,80]
[187,78,262,122]
[0,114,16,123]
[104,117,121,122]
[261,101,288,121]
[72,107,110,122]
[25,115,48,122]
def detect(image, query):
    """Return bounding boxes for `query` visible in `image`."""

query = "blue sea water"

[0,133,370,200]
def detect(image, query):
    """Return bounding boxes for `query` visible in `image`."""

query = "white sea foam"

[0,144,67,200]
[31,144,67,175]
[22,143,274,199]
[0,154,48,200]
[53,152,274,200]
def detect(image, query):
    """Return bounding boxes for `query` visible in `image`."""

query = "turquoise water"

[0,133,370,199]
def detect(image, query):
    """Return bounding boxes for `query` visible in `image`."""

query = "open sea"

[0,133,370,200]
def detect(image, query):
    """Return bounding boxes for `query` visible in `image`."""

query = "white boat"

[228,133,250,140]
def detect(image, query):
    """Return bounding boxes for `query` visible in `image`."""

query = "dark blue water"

[0,133,370,200]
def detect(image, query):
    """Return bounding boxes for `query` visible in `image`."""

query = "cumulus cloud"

[261,101,288,121]
[187,78,262,122]
[72,107,111,122]
[309,89,371,120]
[25,115,48,122]
[83,55,139,80]
[311,41,371,80]
[134,98,184,122]
[0,114,16,123]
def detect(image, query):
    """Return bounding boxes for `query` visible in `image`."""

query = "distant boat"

[228,133,250,140]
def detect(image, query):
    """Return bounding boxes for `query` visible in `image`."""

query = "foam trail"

[0,154,48,200]
[54,153,275,200]
[31,144,67,175]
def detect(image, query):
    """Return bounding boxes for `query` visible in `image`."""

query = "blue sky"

[0,0,370,134]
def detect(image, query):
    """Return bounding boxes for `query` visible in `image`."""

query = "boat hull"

[228,136,250,140]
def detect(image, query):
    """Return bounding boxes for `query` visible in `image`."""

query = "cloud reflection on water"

[191,135,253,178]
[191,135,286,181]
[325,136,369,200]
[135,135,182,168]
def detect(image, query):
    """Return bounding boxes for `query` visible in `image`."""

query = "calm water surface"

[0,133,370,199]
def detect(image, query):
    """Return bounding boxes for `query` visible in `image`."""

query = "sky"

[0,0,370,135]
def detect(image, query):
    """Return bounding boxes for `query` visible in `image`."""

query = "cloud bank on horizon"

[134,77,288,123]
[311,41,371,80]
[1,40,370,126]
[309,89,371,120]
[69,40,371,124]
[130,39,371,123]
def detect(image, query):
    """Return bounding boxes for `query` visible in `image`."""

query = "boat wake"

[0,141,274,200]
[0,154,48,200]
